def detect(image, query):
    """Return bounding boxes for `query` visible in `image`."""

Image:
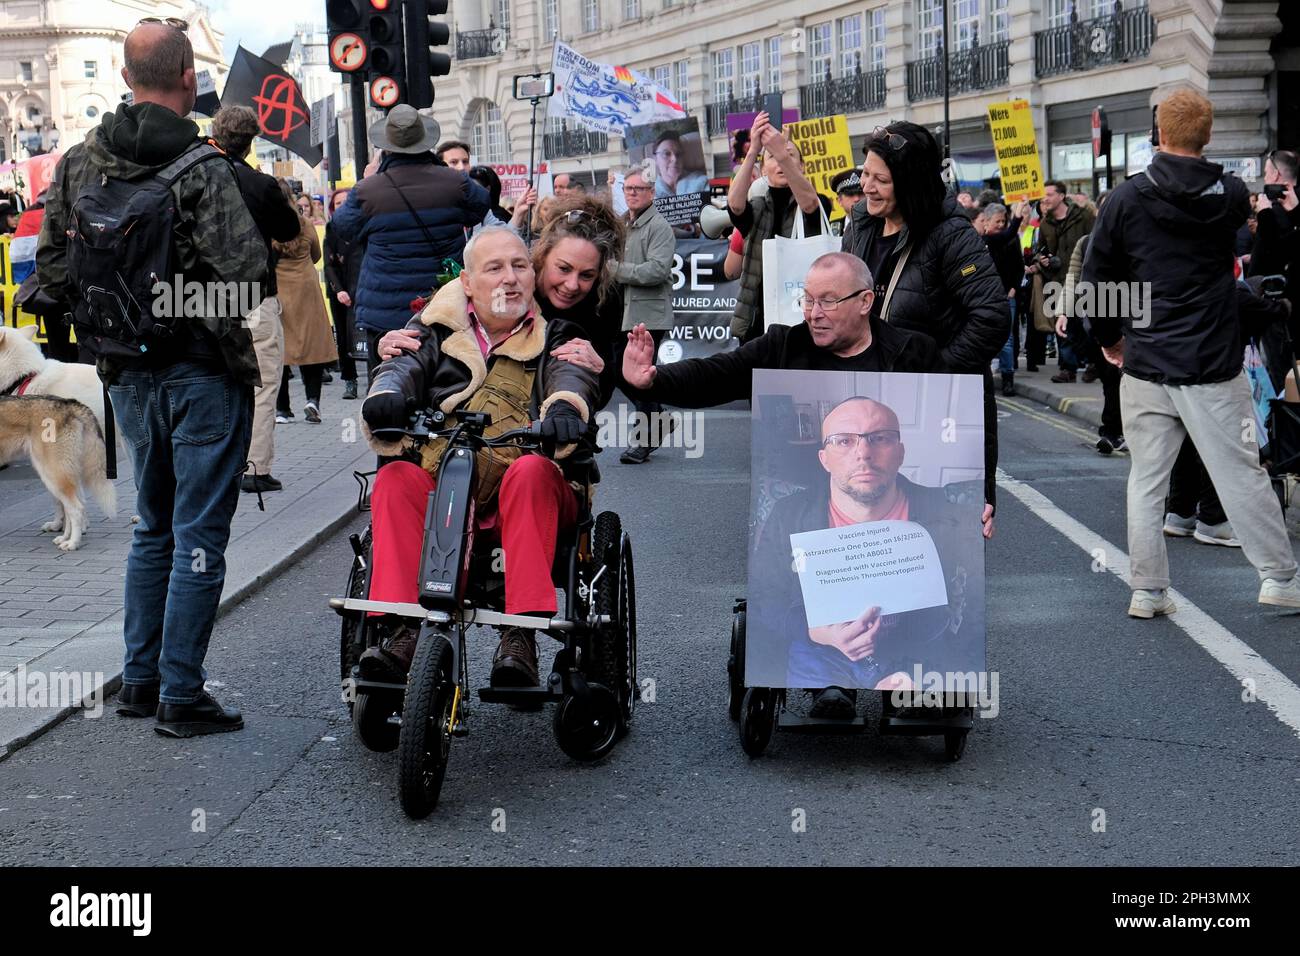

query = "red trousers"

[368,457,577,615]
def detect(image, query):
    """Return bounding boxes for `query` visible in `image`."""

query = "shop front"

[1047,89,1154,198]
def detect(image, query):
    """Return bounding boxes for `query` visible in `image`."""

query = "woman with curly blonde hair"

[377,196,627,409]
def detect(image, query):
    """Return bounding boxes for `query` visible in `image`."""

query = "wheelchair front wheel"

[397,632,456,819]
[727,604,746,722]
[590,512,636,732]
[352,689,400,752]
[339,527,372,714]
[739,688,778,758]
[554,684,621,762]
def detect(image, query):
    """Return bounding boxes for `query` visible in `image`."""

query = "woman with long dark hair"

[842,122,1008,531]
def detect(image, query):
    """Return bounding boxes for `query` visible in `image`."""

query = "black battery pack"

[418,445,480,610]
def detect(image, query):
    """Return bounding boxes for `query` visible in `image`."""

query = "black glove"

[540,400,584,444]
[362,390,410,433]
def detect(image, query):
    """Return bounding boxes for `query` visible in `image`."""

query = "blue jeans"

[109,363,253,704]
[997,300,1017,374]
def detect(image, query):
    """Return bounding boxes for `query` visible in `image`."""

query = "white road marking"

[997,467,1300,739]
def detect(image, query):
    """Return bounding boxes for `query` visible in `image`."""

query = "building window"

[494,0,511,34]
[837,14,863,76]
[20,60,34,82]
[624,0,640,19]
[674,59,690,110]
[807,22,832,82]
[916,0,943,58]
[711,50,734,103]
[542,0,558,38]
[953,0,980,50]
[765,35,781,92]
[26,104,40,123]
[582,0,600,33]
[654,64,671,91]
[989,0,1010,42]
[84,60,97,79]
[1047,0,1071,27]
[740,42,761,97]
[869,8,886,70]
[473,104,509,164]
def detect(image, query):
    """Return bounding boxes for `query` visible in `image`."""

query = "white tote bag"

[761,204,839,328]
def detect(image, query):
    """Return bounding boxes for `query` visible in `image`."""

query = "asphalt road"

[3,396,1299,866]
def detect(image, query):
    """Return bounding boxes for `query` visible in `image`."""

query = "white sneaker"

[1193,520,1240,548]
[1163,513,1196,537]
[1128,588,1176,618]
[1259,576,1300,609]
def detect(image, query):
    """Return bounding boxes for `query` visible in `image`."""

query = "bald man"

[748,396,985,716]
[37,18,267,737]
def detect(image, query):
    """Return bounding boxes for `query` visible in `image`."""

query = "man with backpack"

[36,19,267,737]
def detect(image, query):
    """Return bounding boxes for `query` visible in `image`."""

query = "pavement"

[0,372,373,759]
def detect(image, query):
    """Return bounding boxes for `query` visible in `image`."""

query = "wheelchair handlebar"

[369,415,554,454]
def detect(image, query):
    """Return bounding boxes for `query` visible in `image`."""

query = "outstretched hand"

[621,324,658,389]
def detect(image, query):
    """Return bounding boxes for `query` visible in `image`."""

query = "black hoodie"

[1083,151,1250,385]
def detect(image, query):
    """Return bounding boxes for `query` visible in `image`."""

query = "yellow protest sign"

[987,99,1045,202]
[785,114,855,221]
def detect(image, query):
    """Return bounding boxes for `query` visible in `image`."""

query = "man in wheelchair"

[359,227,601,687]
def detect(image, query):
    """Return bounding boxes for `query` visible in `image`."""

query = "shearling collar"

[415,279,548,413]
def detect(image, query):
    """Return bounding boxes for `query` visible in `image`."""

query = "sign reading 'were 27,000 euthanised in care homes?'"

[987,99,1045,202]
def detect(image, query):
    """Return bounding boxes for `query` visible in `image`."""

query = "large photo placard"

[746,369,987,691]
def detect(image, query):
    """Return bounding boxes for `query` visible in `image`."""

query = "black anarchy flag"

[221,46,322,167]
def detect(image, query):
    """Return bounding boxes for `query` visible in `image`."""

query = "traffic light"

[326,0,371,74]
[366,0,406,109]
[405,0,451,109]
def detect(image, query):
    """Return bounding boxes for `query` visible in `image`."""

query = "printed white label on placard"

[789,520,948,628]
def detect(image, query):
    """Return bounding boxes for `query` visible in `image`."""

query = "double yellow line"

[996,395,1127,453]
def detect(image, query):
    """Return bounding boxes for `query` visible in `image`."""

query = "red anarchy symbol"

[253,74,309,141]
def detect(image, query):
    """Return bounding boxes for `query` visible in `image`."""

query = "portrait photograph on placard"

[745,369,987,691]
[626,115,710,225]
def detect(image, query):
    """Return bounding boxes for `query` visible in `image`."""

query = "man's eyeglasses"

[139,16,189,29]
[623,184,652,194]
[800,288,869,315]
[870,126,906,151]
[822,430,902,453]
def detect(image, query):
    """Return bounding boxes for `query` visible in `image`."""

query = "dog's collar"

[1,374,36,397]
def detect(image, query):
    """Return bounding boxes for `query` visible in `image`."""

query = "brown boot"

[359,623,418,680]
[491,627,539,687]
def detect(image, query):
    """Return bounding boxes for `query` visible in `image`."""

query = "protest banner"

[549,41,684,134]
[784,115,855,221]
[661,236,739,362]
[987,99,1045,202]
[745,369,987,690]
[488,161,550,205]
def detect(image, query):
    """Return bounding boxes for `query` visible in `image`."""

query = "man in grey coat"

[613,167,677,463]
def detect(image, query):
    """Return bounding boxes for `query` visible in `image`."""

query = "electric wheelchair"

[331,408,636,819]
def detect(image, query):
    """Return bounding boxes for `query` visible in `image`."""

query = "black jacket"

[231,157,300,299]
[748,475,985,688]
[1084,151,1250,385]
[323,219,363,309]
[537,286,624,412]
[841,194,1009,374]
[641,317,943,408]
[1248,202,1300,301]
[984,227,1025,296]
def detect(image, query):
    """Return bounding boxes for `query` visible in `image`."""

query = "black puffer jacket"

[841,194,1009,373]
[843,194,1009,508]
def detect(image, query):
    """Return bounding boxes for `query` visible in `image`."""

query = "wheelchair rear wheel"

[398,632,456,819]
[589,512,636,732]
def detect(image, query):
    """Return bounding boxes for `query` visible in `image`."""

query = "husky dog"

[0,396,116,551]
[0,325,105,430]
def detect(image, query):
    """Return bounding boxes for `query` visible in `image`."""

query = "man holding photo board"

[623,251,990,718]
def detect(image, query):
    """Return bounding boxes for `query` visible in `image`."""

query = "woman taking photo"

[841,121,1008,532]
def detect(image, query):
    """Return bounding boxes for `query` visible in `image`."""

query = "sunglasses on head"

[138,16,189,29]
[870,126,906,152]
